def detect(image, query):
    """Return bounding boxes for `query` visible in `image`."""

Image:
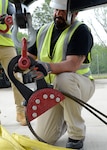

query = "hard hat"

[49,0,67,10]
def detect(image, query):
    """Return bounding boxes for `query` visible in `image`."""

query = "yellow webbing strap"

[12,133,75,150]
[0,125,75,150]
[0,125,25,150]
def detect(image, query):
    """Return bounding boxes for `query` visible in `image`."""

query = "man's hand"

[34,61,51,76]
[14,63,24,73]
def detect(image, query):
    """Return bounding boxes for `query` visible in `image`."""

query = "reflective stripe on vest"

[0,32,11,38]
[76,64,92,78]
[0,0,7,14]
[37,21,93,83]
[0,0,14,46]
[37,23,51,60]
[37,21,82,61]
[76,52,93,79]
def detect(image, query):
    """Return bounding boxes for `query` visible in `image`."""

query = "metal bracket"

[11,1,36,48]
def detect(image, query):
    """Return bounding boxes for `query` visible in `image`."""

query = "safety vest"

[36,21,93,83]
[0,0,14,46]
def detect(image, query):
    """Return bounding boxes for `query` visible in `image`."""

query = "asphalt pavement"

[0,79,107,150]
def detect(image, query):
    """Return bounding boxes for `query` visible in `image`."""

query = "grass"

[92,74,107,79]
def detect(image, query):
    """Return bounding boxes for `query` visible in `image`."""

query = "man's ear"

[74,11,78,17]
[71,12,78,23]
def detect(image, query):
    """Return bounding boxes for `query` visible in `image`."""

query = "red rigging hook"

[0,15,13,33]
[5,15,13,25]
[0,24,9,33]
[18,37,31,70]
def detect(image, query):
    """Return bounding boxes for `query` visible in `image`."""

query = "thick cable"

[62,92,107,125]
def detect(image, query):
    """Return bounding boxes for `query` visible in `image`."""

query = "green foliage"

[90,44,107,74]
[32,2,53,29]
[45,0,50,5]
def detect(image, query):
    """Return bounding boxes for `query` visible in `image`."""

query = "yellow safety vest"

[0,0,14,46]
[36,21,93,83]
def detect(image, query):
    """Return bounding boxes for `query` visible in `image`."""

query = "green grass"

[92,74,107,79]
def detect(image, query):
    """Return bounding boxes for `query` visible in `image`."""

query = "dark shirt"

[28,23,93,63]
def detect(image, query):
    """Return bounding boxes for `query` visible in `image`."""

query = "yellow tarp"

[0,125,74,150]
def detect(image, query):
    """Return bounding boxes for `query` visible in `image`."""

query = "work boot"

[16,112,27,126]
[66,138,84,149]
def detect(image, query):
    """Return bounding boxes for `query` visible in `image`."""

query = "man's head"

[50,0,78,30]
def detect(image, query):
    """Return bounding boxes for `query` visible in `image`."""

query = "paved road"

[0,79,107,150]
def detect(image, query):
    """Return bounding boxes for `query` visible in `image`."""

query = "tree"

[79,7,107,47]
[32,0,53,29]
[90,44,107,74]
[90,7,107,47]
[85,7,107,74]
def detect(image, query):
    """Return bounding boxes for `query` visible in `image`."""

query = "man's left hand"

[34,61,51,76]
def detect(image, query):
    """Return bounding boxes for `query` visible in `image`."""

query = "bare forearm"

[49,55,85,74]
[27,52,37,60]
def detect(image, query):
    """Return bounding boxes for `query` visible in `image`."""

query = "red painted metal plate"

[26,88,65,121]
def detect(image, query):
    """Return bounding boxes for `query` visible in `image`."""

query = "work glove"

[34,61,51,76]
[14,63,24,73]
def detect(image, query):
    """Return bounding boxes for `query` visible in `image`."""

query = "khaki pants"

[0,46,24,112]
[35,72,95,144]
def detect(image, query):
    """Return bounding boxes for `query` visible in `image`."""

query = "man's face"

[53,9,68,30]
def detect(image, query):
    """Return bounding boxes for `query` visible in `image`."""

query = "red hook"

[0,24,9,33]
[18,38,31,70]
[5,15,13,26]
[0,15,13,33]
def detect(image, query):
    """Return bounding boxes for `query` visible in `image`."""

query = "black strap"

[63,92,107,125]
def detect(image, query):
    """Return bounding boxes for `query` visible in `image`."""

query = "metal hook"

[12,12,36,48]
